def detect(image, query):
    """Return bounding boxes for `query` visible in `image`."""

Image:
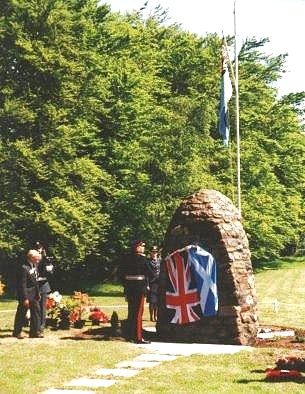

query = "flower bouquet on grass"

[276,356,305,372]
[89,307,109,326]
[265,368,302,380]
[58,297,77,329]
[47,291,104,330]
[47,292,78,330]
[70,292,94,328]
[46,291,63,328]
[265,355,305,381]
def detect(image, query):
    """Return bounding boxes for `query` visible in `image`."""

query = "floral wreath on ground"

[265,355,305,380]
[46,291,109,329]
[88,307,109,325]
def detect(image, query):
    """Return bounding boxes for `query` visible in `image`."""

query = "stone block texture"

[157,189,259,345]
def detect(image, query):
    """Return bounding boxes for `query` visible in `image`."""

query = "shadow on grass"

[60,326,126,342]
[59,326,158,343]
[238,365,305,384]
[254,256,305,274]
[254,259,284,273]
[236,378,266,384]
[60,336,111,341]
[0,329,14,338]
[237,377,305,384]
[0,327,29,338]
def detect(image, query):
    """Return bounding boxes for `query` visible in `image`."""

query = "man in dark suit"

[12,249,43,339]
[120,240,151,344]
[34,242,54,332]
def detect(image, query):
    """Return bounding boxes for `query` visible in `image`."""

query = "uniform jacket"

[37,257,54,294]
[120,252,150,297]
[16,261,40,301]
[146,258,161,284]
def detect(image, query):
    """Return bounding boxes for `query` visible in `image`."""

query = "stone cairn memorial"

[157,189,259,345]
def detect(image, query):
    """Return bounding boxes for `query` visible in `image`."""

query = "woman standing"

[147,246,161,322]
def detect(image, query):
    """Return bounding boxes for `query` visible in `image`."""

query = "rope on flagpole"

[222,36,236,87]
[222,29,241,216]
[234,0,241,216]
[222,35,237,208]
[229,142,237,207]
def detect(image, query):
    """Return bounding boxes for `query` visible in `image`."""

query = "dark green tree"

[1,2,305,287]
[0,0,112,277]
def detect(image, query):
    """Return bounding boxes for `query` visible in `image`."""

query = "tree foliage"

[0,0,304,286]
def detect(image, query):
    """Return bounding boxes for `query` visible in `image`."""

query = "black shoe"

[135,339,151,344]
[13,333,24,339]
[29,333,44,338]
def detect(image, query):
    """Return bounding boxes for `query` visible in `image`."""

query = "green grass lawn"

[255,256,305,328]
[1,259,305,393]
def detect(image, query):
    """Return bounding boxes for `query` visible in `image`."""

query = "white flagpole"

[234,0,241,216]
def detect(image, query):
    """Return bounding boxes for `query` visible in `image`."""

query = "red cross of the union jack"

[165,251,200,324]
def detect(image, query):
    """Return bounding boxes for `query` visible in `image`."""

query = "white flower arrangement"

[48,291,62,304]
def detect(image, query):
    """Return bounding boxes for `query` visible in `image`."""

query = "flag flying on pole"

[218,42,233,146]
[165,245,218,324]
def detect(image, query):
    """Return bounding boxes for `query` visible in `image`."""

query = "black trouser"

[39,292,48,330]
[13,299,41,336]
[126,293,145,342]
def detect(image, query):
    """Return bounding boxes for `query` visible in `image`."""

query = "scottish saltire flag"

[188,245,218,316]
[165,249,201,324]
[218,47,233,147]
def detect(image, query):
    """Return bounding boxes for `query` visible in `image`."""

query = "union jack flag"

[165,245,218,324]
[165,249,201,324]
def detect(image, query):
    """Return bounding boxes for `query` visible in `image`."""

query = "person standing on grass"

[33,241,54,332]
[12,249,43,339]
[146,246,161,322]
[120,240,151,344]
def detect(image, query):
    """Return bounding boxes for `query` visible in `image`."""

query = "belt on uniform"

[125,275,145,280]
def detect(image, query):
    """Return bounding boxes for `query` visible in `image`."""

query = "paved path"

[42,342,251,393]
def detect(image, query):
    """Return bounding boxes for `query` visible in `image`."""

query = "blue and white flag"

[188,245,218,316]
[218,48,233,147]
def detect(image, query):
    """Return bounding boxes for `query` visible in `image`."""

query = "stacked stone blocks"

[157,189,259,345]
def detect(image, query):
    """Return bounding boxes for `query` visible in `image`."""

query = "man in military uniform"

[34,242,54,332]
[120,240,151,344]
[13,249,43,339]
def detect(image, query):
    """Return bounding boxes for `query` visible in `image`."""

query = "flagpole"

[234,0,241,216]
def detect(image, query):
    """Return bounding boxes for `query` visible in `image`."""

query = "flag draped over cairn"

[165,245,218,324]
